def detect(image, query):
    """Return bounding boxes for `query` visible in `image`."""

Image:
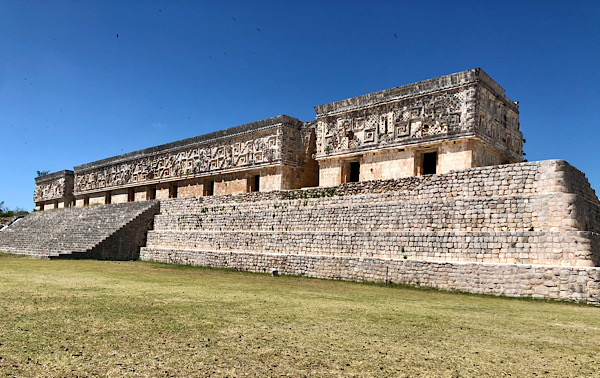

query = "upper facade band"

[34,68,524,209]
[313,68,522,162]
[314,68,518,116]
[33,170,75,207]
[73,115,306,196]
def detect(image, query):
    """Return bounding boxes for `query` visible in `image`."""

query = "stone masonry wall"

[73,115,304,197]
[155,194,560,233]
[159,160,544,208]
[141,159,600,303]
[144,230,595,266]
[141,250,600,304]
[157,160,599,235]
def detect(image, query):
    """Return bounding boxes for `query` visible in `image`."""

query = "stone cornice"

[35,170,74,184]
[314,68,518,118]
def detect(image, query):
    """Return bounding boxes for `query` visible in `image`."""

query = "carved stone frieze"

[34,171,74,202]
[314,70,523,161]
[34,177,66,202]
[74,126,297,193]
[475,86,522,157]
[316,87,473,156]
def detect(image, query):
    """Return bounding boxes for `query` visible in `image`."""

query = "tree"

[0,201,28,217]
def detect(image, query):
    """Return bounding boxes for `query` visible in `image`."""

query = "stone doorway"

[204,180,214,196]
[248,175,260,192]
[349,162,360,183]
[147,186,156,200]
[169,184,178,198]
[423,152,437,175]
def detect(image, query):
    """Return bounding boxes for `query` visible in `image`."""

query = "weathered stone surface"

[34,68,525,207]
[140,159,600,303]
[73,116,305,195]
[0,201,159,260]
[314,68,522,186]
[34,170,75,209]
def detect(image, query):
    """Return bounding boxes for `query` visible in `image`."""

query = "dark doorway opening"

[147,186,156,200]
[349,162,360,183]
[169,184,178,198]
[423,152,437,175]
[205,180,214,196]
[83,196,89,206]
[253,175,260,192]
[297,128,319,188]
[105,191,112,204]
[127,188,135,202]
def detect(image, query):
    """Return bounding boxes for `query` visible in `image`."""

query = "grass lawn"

[0,253,598,377]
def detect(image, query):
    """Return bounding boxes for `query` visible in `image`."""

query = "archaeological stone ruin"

[2,68,599,303]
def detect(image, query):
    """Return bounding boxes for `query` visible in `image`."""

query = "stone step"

[0,201,159,259]
[158,163,548,214]
[144,229,596,267]
[152,194,550,233]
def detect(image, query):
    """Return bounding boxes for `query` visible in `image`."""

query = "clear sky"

[1,0,599,210]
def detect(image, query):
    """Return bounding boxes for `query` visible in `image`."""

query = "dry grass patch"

[0,253,599,376]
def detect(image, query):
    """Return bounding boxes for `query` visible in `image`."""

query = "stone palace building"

[12,68,597,303]
[34,68,522,210]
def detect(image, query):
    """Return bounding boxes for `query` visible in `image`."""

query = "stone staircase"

[0,201,159,260]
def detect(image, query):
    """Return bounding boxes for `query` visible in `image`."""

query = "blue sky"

[1,0,599,210]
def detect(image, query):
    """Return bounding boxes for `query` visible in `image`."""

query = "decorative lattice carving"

[34,174,73,202]
[317,88,471,156]
[75,128,291,193]
[476,88,522,156]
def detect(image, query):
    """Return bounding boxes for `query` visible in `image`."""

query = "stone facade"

[34,68,523,209]
[22,68,600,303]
[140,159,600,304]
[314,69,522,186]
[68,115,316,208]
[34,170,75,210]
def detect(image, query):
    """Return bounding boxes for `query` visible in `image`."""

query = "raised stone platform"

[140,160,600,304]
[0,201,159,259]
[4,159,600,303]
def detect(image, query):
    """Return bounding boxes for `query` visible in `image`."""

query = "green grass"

[0,253,599,377]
